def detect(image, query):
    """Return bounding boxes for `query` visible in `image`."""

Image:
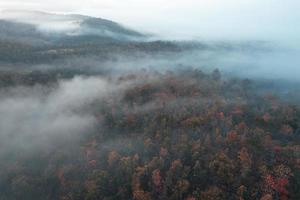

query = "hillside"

[0,9,299,200]
[0,10,145,41]
[0,69,299,200]
[0,11,273,67]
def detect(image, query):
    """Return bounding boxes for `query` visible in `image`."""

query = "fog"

[1,1,299,83]
[0,10,83,33]
[1,2,299,85]
[0,0,299,166]
[31,45,300,83]
[0,1,300,199]
[1,0,300,43]
[0,76,119,156]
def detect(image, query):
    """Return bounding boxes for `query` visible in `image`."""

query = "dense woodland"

[0,39,185,64]
[0,69,299,200]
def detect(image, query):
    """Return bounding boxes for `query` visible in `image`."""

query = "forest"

[0,68,299,200]
[0,8,300,200]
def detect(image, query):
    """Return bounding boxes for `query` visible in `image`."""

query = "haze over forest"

[0,1,300,200]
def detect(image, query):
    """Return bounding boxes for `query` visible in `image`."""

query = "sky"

[0,0,300,42]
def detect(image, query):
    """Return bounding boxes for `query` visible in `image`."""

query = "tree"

[238,147,252,177]
[201,186,224,200]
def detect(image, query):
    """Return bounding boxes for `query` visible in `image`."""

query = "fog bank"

[0,76,116,155]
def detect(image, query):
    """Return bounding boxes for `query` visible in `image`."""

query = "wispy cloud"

[0,76,116,154]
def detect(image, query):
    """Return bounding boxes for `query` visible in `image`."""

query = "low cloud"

[0,76,114,155]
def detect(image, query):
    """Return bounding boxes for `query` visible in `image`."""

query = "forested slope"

[1,69,299,200]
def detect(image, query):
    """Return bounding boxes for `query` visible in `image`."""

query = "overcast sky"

[0,0,299,42]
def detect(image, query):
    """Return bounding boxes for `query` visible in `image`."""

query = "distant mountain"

[0,11,185,64]
[0,10,273,66]
[0,10,146,45]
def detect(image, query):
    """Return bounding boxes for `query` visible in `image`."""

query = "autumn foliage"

[1,69,300,200]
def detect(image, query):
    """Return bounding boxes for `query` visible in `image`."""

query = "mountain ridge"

[0,10,146,42]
